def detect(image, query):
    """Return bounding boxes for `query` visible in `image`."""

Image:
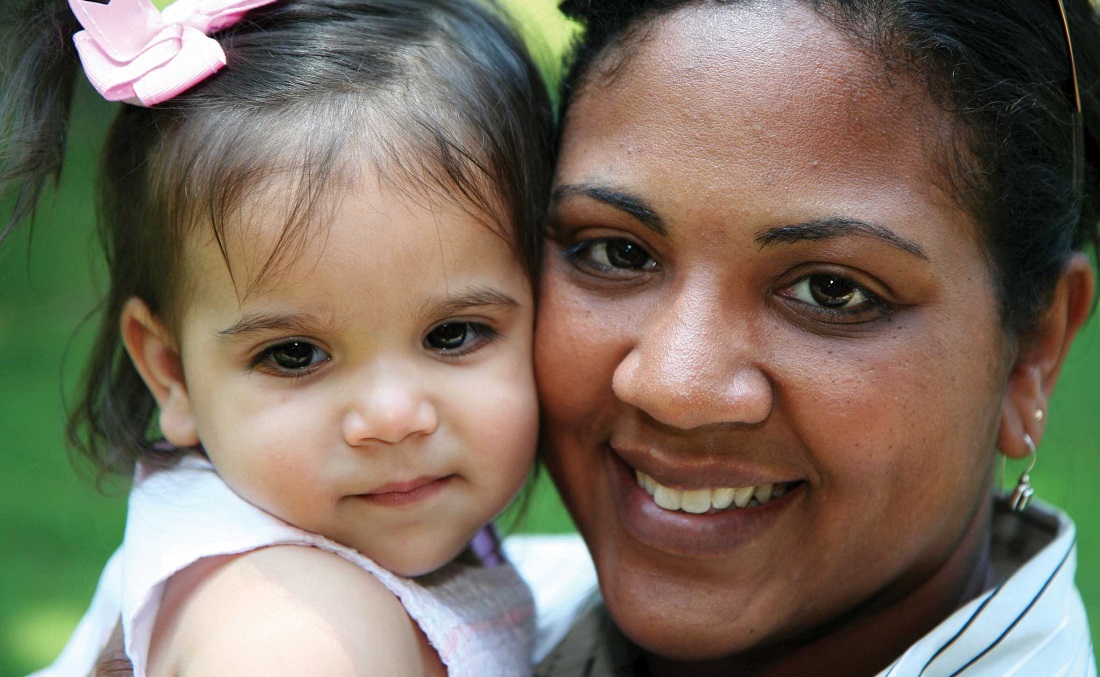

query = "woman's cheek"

[537,285,618,422]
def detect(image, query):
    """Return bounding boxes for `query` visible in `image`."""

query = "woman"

[533,0,1097,674]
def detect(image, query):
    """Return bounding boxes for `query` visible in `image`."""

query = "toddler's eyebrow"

[420,286,519,319]
[218,311,335,341]
[216,288,516,341]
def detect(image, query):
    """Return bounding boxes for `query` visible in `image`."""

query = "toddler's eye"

[567,238,657,272]
[424,322,497,355]
[427,323,468,350]
[255,340,330,374]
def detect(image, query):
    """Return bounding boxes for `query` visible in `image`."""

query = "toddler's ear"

[120,298,200,448]
[997,253,1094,458]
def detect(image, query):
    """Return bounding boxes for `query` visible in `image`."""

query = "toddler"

[1,0,554,674]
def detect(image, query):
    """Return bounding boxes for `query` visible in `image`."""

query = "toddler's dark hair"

[560,0,1100,339]
[0,0,555,477]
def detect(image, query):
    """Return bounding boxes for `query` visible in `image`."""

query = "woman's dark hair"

[0,0,554,477]
[560,0,1100,338]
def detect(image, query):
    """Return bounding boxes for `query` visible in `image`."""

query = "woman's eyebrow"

[552,183,667,235]
[755,217,929,260]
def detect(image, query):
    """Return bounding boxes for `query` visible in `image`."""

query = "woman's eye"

[782,273,887,320]
[424,322,497,355]
[255,340,330,374]
[797,274,862,308]
[567,238,657,273]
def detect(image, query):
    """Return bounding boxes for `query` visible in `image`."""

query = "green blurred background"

[1,1,1096,674]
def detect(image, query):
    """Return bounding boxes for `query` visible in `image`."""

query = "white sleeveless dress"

[34,455,535,676]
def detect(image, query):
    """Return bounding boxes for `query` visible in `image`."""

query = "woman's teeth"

[635,470,789,513]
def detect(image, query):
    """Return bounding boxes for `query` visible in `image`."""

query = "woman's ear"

[120,297,200,448]
[998,253,1095,458]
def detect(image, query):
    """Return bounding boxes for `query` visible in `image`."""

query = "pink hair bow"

[69,0,280,106]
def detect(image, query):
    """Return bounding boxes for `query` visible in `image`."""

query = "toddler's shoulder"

[150,545,425,676]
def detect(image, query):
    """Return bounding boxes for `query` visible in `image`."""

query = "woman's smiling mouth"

[634,469,797,513]
[607,449,805,558]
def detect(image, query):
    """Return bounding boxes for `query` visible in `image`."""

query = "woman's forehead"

[556,2,962,238]
[569,3,939,166]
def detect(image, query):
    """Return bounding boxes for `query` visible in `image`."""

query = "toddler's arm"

[147,545,436,676]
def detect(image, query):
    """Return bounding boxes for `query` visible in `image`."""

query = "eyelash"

[424,321,500,359]
[562,237,659,277]
[778,273,894,323]
[246,320,502,380]
[559,231,895,326]
[249,339,331,379]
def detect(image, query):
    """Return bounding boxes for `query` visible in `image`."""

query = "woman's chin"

[600,568,785,662]
[614,609,763,663]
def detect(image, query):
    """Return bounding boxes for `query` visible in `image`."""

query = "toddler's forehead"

[177,163,521,308]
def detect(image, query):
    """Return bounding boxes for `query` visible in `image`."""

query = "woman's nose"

[611,290,772,430]
[342,369,439,446]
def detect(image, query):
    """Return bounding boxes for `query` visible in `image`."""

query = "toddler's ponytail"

[0,0,83,240]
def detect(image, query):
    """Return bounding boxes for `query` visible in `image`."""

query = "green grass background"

[1,1,1096,674]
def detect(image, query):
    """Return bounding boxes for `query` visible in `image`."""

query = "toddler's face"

[166,170,537,576]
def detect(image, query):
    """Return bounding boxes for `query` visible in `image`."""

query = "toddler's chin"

[374,541,471,579]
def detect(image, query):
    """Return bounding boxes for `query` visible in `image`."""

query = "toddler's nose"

[342,373,439,445]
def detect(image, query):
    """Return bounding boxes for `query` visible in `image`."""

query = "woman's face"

[537,2,1012,664]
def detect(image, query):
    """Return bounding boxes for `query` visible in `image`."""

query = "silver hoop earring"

[1007,433,1037,512]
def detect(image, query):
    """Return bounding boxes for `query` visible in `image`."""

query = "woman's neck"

[642,499,999,677]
